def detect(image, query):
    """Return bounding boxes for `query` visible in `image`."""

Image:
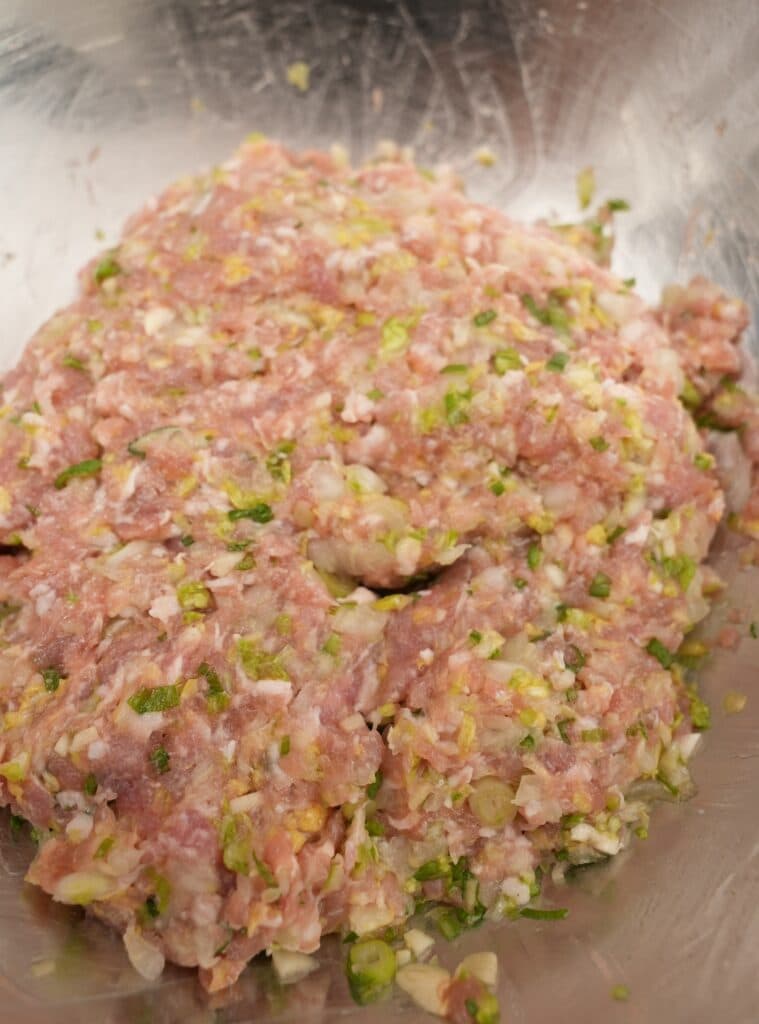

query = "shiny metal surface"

[1,1,758,1021]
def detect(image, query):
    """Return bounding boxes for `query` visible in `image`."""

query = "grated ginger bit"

[286,61,311,93]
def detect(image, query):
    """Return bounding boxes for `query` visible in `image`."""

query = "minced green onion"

[9,814,26,840]
[527,542,542,570]
[94,256,121,284]
[520,907,568,920]
[607,198,630,212]
[94,836,114,859]
[380,317,410,356]
[83,773,98,796]
[176,580,211,611]
[469,630,482,646]
[694,452,715,471]
[444,389,471,426]
[581,728,606,742]
[440,363,469,374]
[62,353,87,371]
[279,735,291,756]
[606,525,626,544]
[414,857,450,882]
[128,684,180,715]
[149,746,171,773]
[546,351,569,372]
[464,993,500,1024]
[689,693,711,730]
[514,577,528,590]
[564,645,586,673]
[611,984,630,1002]
[646,637,673,668]
[346,938,396,1005]
[588,572,611,598]
[235,553,255,571]
[473,309,497,327]
[365,818,384,836]
[41,668,62,692]
[54,458,102,490]
[489,479,506,496]
[228,503,273,523]
[198,661,229,713]
[179,534,195,547]
[493,347,522,374]
[519,734,536,750]
[589,435,609,451]
[366,770,383,799]
[557,719,572,743]
[622,277,636,289]
[750,622,758,639]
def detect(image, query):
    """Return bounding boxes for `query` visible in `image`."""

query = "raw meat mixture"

[0,138,756,992]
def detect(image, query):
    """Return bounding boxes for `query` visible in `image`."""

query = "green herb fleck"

[607,198,630,212]
[198,661,229,714]
[279,735,291,756]
[41,668,62,692]
[440,363,469,374]
[93,256,121,284]
[493,347,522,374]
[83,773,98,796]
[469,630,483,646]
[588,572,611,598]
[149,746,171,773]
[520,907,568,920]
[366,771,383,800]
[62,354,87,371]
[589,435,609,451]
[473,309,497,327]
[176,580,211,611]
[546,351,569,372]
[179,534,195,547]
[527,542,542,570]
[54,459,102,490]
[94,836,114,859]
[611,984,630,1002]
[565,645,586,673]
[581,728,606,742]
[128,684,180,715]
[646,637,673,669]
[228,503,273,523]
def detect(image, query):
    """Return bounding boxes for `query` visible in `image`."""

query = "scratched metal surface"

[0,1,758,1022]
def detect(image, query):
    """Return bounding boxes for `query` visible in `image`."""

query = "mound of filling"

[0,138,756,998]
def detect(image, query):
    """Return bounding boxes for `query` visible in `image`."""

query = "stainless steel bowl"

[1,2,758,1021]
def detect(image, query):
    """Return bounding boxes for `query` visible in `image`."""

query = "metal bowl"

[1,2,758,1021]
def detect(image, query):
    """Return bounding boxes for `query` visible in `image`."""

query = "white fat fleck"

[66,813,94,844]
[313,391,333,410]
[623,522,650,546]
[54,734,70,757]
[142,306,175,336]
[29,582,56,618]
[221,740,236,762]
[255,679,293,700]
[570,823,621,856]
[87,740,107,760]
[396,537,422,576]
[57,790,88,812]
[121,463,142,501]
[207,552,241,577]
[341,391,375,424]
[418,648,434,666]
[173,326,208,348]
[70,726,99,753]
[339,713,366,732]
[148,592,180,623]
[500,876,531,904]
[229,791,263,814]
[544,563,566,588]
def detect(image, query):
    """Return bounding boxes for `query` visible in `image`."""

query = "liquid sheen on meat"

[0,138,756,992]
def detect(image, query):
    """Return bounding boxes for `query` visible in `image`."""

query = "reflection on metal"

[0,1,757,1021]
